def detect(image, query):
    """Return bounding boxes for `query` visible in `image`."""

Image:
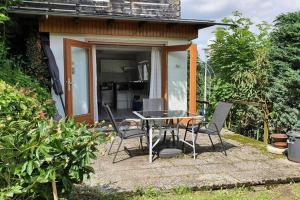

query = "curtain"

[149,47,162,98]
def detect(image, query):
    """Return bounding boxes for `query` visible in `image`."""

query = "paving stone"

[230,170,272,184]
[233,160,272,171]
[193,173,239,188]
[195,163,238,174]
[87,130,300,192]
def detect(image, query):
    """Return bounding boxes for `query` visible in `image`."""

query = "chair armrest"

[196,100,210,105]
[200,121,210,128]
[180,118,204,128]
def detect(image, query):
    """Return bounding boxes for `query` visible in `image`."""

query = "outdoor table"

[133,110,203,163]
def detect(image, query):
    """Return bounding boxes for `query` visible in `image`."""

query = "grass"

[71,183,300,200]
[223,133,285,159]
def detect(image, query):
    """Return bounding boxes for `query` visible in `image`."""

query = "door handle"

[66,79,73,92]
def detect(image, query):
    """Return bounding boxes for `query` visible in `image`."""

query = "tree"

[208,11,272,141]
[268,11,300,131]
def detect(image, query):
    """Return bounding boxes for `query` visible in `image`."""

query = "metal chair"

[104,104,147,163]
[182,102,233,156]
[143,98,164,112]
[143,98,177,145]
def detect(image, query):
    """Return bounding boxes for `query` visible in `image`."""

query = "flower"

[0,124,5,128]
[108,124,112,128]
[6,116,12,121]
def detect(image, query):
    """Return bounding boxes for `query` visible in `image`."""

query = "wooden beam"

[161,46,168,110]
[167,44,192,52]
[189,44,197,114]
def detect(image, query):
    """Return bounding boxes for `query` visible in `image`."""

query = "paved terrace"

[86,130,300,192]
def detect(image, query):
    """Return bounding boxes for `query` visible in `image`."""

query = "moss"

[71,184,300,200]
[223,133,285,159]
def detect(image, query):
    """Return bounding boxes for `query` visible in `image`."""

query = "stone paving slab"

[85,130,300,192]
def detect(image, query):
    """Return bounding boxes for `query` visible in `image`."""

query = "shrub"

[268,11,300,131]
[0,80,43,121]
[0,66,55,117]
[0,119,103,199]
[0,70,103,199]
[208,11,272,138]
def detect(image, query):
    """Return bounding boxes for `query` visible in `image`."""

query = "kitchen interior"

[97,46,151,120]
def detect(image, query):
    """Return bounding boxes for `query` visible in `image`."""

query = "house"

[9,0,225,123]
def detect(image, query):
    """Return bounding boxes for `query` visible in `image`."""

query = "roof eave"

[8,9,232,29]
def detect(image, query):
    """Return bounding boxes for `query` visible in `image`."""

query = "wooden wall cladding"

[39,17,198,40]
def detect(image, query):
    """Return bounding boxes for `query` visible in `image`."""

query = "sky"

[181,0,300,60]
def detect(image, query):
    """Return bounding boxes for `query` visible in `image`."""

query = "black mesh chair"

[182,102,233,156]
[104,104,147,163]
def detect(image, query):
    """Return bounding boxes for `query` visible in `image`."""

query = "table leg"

[149,126,153,163]
[176,122,180,147]
[192,122,196,160]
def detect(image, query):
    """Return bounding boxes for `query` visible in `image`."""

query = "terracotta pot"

[271,134,288,149]
[273,142,288,149]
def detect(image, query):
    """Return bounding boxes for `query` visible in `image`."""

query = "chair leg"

[139,137,143,151]
[208,134,215,149]
[107,137,115,155]
[181,128,188,150]
[113,139,123,163]
[172,130,176,146]
[163,131,167,143]
[176,128,180,147]
[218,134,227,156]
[194,133,199,144]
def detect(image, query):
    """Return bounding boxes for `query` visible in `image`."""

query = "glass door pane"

[71,47,90,115]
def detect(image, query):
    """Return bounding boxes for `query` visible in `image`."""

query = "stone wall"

[20,0,181,19]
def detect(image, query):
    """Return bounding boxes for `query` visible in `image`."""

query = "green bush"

[0,62,103,200]
[268,11,300,131]
[0,66,55,117]
[208,11,272,138]
[0,80,43,121]
[0,119,103,199]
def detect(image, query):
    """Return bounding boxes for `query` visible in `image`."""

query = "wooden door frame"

[63,40,197,122]
[162,43,197,114]
[64,38,94,122]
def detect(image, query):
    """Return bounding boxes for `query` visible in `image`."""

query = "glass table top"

[133,110,203,120]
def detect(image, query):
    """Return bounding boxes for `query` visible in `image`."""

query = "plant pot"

[271,134,288,149]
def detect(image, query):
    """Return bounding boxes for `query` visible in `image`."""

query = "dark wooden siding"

[20,0,181,19]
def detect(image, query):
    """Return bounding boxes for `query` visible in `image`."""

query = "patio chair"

[182,101,233,156]
[143,98,177,145]
[104,104,147,163]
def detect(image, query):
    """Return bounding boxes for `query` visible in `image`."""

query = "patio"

[85,129,300,192]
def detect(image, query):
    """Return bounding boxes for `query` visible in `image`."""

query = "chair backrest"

[103,104,122,137]
[207,102,233,134]
[143,98,164,111]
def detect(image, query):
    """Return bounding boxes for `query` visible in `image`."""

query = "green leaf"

[27,161,33,175]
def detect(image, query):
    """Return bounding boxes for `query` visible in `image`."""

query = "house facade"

[9,0,224,122]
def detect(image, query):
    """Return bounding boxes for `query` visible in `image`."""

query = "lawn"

[71,183,300,200]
